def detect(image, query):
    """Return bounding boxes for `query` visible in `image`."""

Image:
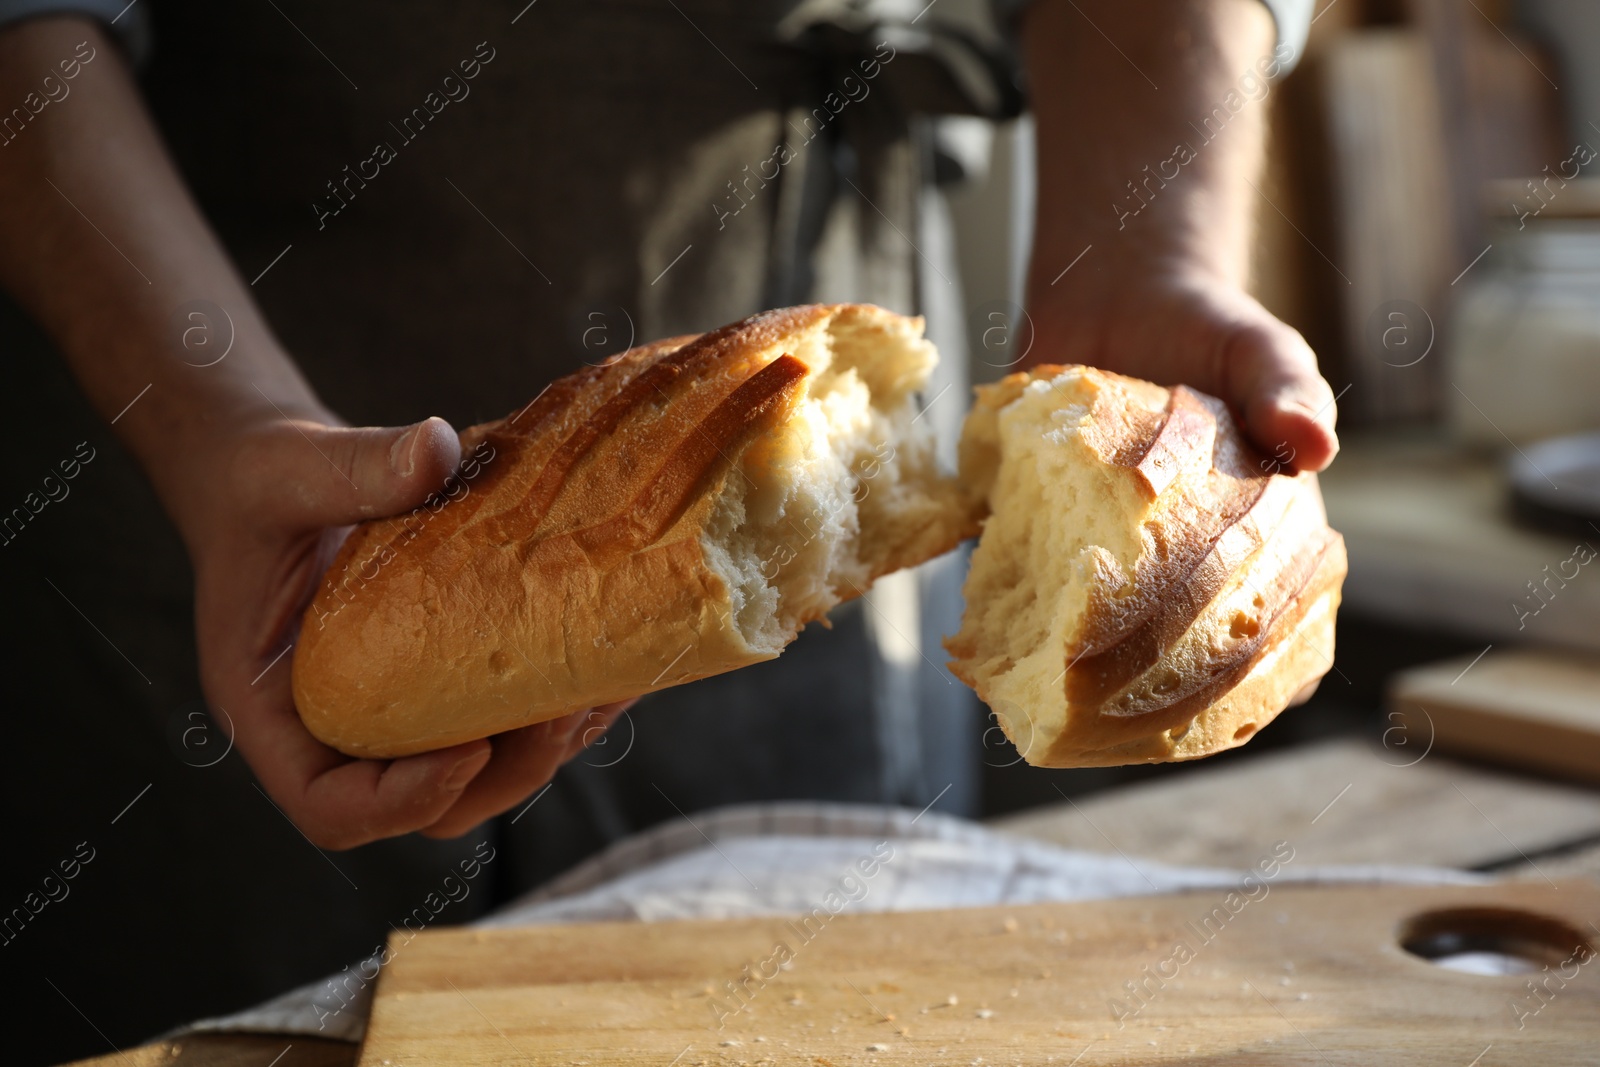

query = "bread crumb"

[976,1009,995,1019]
[867,1044,890,1052]
[1002,917,1019,933]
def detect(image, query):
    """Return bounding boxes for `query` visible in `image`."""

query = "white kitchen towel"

[177,801,1483,1042]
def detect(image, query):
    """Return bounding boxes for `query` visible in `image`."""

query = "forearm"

[0,16,326,546]
[1021,0,1280,295]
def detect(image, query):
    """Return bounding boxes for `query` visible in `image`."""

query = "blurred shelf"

[1319,429,1600,651]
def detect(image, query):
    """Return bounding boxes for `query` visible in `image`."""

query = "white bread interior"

[703,308,969,654]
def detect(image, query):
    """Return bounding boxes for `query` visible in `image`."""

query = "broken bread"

[292,304,979,758]
[946,364,1346,767]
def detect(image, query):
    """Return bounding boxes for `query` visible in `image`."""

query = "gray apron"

[0,1,1019,1057]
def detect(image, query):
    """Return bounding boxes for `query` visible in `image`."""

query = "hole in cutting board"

[1399,907,1592,976]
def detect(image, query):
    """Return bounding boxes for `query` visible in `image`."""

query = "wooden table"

[65,739,1600,1067]
[990,739,1600,874]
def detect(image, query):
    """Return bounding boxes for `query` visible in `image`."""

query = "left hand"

[1022,266,1340,473]
[191,409,635,848]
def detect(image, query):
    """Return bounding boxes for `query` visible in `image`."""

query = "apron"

[0,1,1020,1054]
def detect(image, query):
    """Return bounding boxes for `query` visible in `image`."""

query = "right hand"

[190,411,631,849]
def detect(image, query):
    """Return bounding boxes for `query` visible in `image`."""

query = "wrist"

[121,341,335,558]
[1021,0,1276,307]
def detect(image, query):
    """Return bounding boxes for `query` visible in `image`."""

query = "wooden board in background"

[988,739,1600,870]
[356,883,1600,1066]
[1390,648,1600,784]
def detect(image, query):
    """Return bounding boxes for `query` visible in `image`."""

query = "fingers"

[416,717,579,840]
[1029,274,1342,473]
[419,701,636,840]
[564,700,635,761]
[1288,677,1321,707]
[214,635,493,851]
[252,730,493,851]
[243,416,463,531]
[1223,320,1340,472]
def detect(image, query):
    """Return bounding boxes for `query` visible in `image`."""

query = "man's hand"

[1023,266,1339,471]
[0,18,630,849]
[193,411,632,849]
[1019,0,1339,471]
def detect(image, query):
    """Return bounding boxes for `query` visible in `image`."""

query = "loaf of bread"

[294,304,1345,767]
[292,305,979,758]
[945,364,1346,766]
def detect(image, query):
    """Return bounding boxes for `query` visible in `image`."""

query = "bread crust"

[946,364,1347,767]
[292,305,973,758]
[295,314,1341,767]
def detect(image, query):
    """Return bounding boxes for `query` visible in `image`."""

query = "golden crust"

[293,316,1342,767]
[945,364,1347,768]
[292,305,972,758]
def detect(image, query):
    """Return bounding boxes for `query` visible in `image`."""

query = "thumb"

[262,416,463,530]
[1225,323,1341,473]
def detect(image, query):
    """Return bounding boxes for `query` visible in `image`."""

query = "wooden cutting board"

[356,882,1600,1066]
[1389,649,1600,783]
